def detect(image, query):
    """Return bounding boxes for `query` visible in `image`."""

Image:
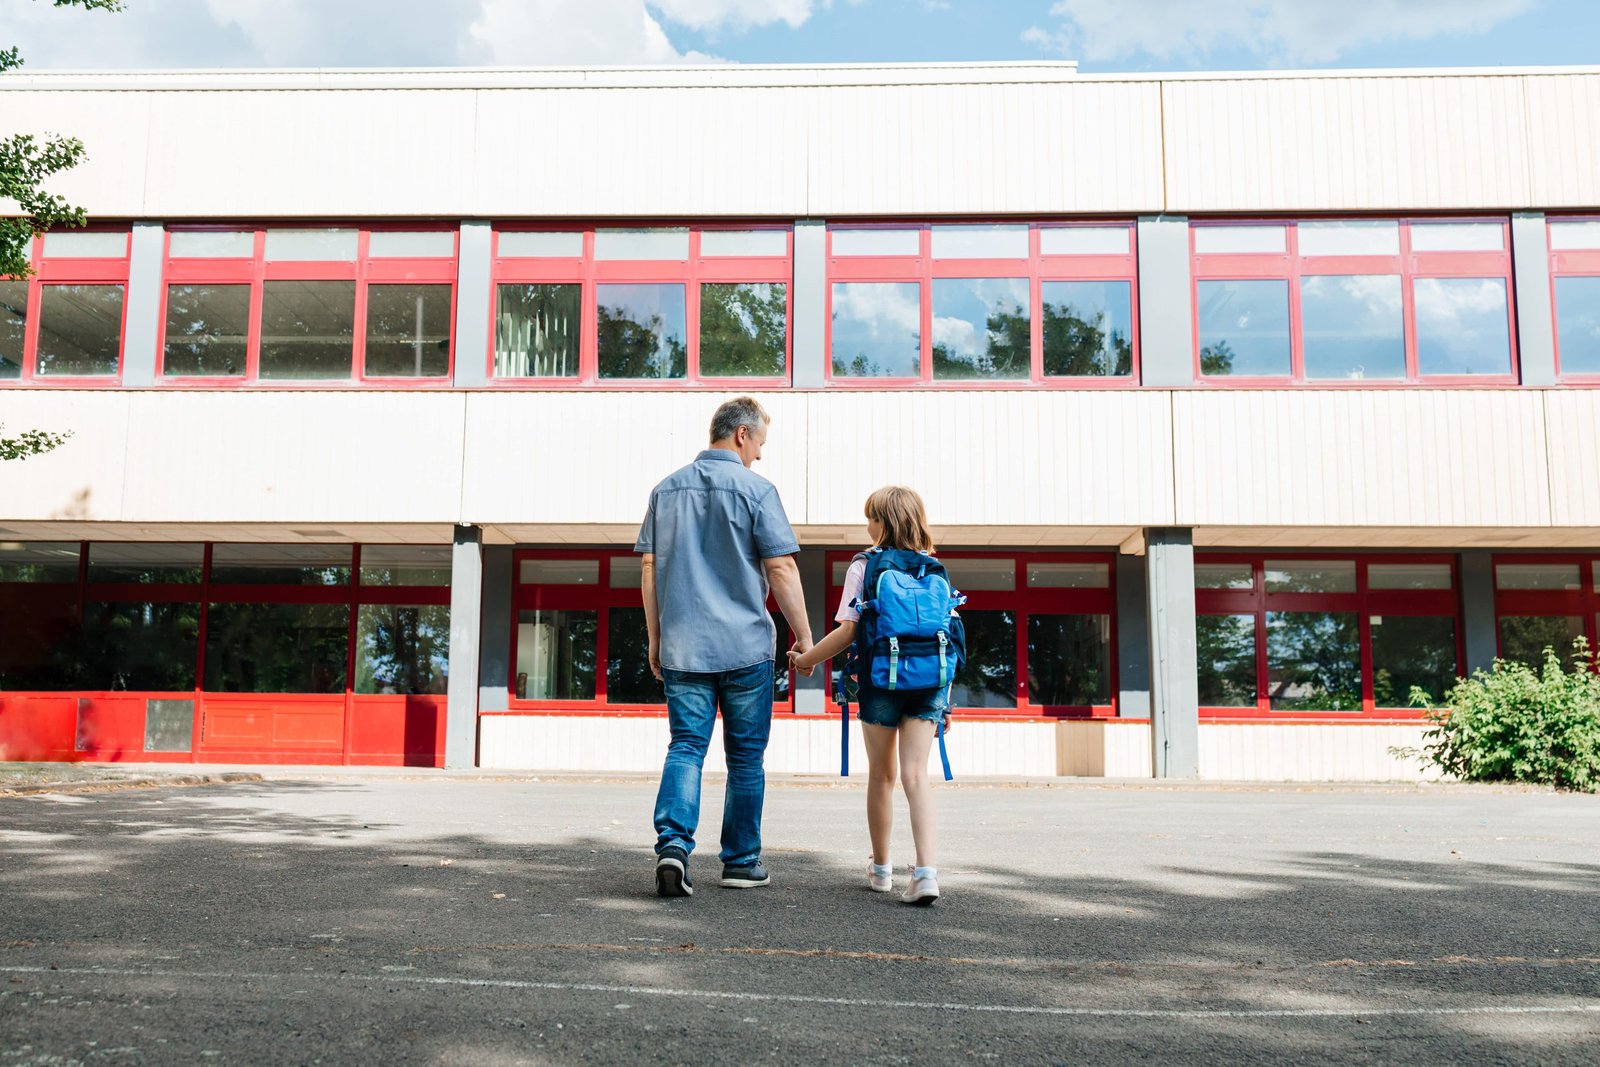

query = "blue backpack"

[835,548,967,780]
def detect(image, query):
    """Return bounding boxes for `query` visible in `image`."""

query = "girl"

[789,485,948,906]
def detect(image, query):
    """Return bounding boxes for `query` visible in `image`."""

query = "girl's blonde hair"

[864,485,935,553]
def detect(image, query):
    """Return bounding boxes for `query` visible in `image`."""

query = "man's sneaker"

[655,846,693,898]
[719,861,770,889]
[901,874,939,906]
[867,863,893,893]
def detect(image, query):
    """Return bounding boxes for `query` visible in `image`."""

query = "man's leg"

[717,660,775,868]
[654,669,718,856]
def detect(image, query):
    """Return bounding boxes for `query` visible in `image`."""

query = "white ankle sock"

[913,866,937,881]
[870,862,891,876]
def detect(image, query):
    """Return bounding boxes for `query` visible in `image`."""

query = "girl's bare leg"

[897,718,938,870]
[861,722,899,866]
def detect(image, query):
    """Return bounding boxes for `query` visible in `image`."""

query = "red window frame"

[1195,553,1464,720]
[158,224,459,388]
[488,224,793,389]
[1547,215,1600,384]
[1190,218,1519,387]
[0,227,132,387]
[824,221,1139,388]
[1491,554,1600,659]
[824,550,1119,719]
[508,549,796,716]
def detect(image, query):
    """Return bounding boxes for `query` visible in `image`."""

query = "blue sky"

[2,0,1598,71]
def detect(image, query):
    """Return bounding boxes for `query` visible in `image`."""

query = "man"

[636,396,813,898]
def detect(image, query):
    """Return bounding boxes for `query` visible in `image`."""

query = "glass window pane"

[1196,563,1253,590]
[1267,611,1361,711]
[204,603,350,693]
[355,603,449,694]
[942,558,1016,592]
[1027,562,1109,589]
[169,230,254,258]
[0,280,26,379]
[1040,226,1128,255]
[35,284,123,377]
[1414,277,1511,376]
[831,282,920,378]
[699,230,787,257]
[259,280,355,380]
[77,601,200,690]
[1265,561,1357,594]
[610,556,642,589]
[931,278,1029,380]
[1554,276,1600,375]
[597,283,687,380]
[367,231,455,258]
[42,231,126,258]
[364,284,451,377]
[359,546,452,587]
[495,283,581,378]
[0,541,80,582]
[1549,221,1600,251]
[520,559,599,585]
[1194,226,1286,254]
[1371,614,1457,708]
[1198,614,1257,706]
[930,225,1028,259]
[0,575,81,689]
[88,543,204,584]
[1300,275,1405,380]
[1495,563,1581,591]
[948,610,1015,708]
[831,561,852,586]
[264,228,358,261]
[1498,615,1584,670]
[1027,614,1110,705]
[1196,279,1289,377]
[163,284,250,376]
[515,608,596,700]
[772,609,791,704]
[606,607,662,705]
[210,544,352,585]
[831,228,920,257]
[1041,280,1133,377]
[593,228,688,260]
[699,282,786,377]
[1297,221,1400,257]
[1410,222,1503,252]
[1368,563,1453,590]
[498,231,584,258]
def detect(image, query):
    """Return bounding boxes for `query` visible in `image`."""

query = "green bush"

[1411,640,1600,792]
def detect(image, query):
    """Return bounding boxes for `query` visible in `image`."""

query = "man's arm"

[641,553,662,680]
[762,554,813,672]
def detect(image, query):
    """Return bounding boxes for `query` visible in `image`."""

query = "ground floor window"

[1492,557,1600,670]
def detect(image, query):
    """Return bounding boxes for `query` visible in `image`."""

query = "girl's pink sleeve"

[835,559,866,623]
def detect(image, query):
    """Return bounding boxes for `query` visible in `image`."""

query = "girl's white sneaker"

[900,874,940,906]
[867,863,893,893]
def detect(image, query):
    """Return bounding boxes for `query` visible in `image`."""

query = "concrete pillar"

[792,547,829,715]
[1459,550,1498,676]
[444,524,484,768]
[477,545,513,713]
[119,222,165,386]
[1145,528,1199,778]
[791,219,828,389]
[1135,216,1195,387]
[451,221,492,388]
[1116,554,1151,718]
[1510,212,1557,386]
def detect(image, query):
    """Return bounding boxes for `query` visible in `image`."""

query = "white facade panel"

[0,91,152,217]
[0,392,132,522]
[1197,723,1436,782]
[1524,74,1600,207]
[1543,392,1600,527]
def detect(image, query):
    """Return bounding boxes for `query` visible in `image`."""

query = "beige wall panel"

[117,392,466,523]
[1525,75,1600,207]
[0,392,131,522]
[460,392,806,526]
[1163,76,1532,212]
[805,392,1174,528]
[0,92,151,217]
[1173,391,1550,528]
[1197,723,1436,781]
[1544,392,1600,526]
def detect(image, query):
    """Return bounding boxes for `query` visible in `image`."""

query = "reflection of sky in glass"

[1297,220,1399,256]
[1414,277,1510,376]
[1041,280,1132,377]
[597,283,686,379]
[1196,279,1290,376]
[1301,274,1405,380]
[831,282,920,377]
[931,277,1028,378]
[1555,276,1600,374]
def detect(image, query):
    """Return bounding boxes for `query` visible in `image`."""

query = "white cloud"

[1023,0,1534,65]
[466,0,721,65]
[647,0,815,33]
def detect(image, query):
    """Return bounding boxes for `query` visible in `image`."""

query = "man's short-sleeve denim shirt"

[635,449,799,674]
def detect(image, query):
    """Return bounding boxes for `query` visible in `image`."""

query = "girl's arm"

[791,619,855,672]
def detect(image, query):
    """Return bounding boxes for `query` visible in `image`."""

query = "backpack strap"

[936,717,953,782]
[838,550,875,778]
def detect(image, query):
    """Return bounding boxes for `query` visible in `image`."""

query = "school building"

[2,62,1598,779]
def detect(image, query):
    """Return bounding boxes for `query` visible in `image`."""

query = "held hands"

[787,635,816,677]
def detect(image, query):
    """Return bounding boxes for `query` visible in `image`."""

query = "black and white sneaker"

[719,861,770,889]
[655,846,693,897]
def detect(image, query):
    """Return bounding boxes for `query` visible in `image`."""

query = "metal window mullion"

[246,230,266,381]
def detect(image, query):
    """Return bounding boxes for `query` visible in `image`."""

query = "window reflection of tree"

[949,610,1016,708]
[1370,616,1457,708]
[598,302,686,379]
[1196,613,1256,706]
[700,282,785,377]
[1026,614,1109,707]
[358,604,449,695]
[1266,611,1362,711]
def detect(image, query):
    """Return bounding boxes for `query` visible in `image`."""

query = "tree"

[0,424,71,460]
[1200,338,1236,376]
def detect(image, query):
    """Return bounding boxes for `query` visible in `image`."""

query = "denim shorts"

[855,683,949,729]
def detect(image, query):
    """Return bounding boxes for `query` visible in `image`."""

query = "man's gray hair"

[709,396,771,444]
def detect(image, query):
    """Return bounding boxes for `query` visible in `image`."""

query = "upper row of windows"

[3,218,1599,387]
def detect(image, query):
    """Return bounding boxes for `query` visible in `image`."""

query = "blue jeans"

[654,660,774,867]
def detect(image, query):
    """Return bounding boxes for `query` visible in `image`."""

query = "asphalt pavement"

[2,775,1597,1064]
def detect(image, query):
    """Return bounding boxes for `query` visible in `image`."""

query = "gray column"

[1459,550,1498,676]
[792,547,829,715]
[1116,554,1151,718]
[1136,215,1195,388]
[444,524,484,769]
[790,219,828,389]
[452,221,493,388]
[477,545,513,713]
[120,221,165,386]
[1510,212,1557,386]
[1145,528,1199,778]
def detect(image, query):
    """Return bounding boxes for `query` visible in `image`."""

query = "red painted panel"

[0,696,78,761]
[201,695,345,751]
[348,694,446,767]
[72,695,147,759]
